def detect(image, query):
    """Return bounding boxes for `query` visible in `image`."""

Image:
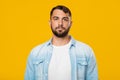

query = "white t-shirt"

[48,40,71,80]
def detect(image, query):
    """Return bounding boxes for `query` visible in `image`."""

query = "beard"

[51,25,71,38]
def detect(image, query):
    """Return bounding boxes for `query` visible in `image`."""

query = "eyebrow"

[52,16,69,19]
[52,16,59,18]
[63,17,69,19]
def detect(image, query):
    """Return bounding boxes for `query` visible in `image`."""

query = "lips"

[55,26,65,33]
[56,29,62,32]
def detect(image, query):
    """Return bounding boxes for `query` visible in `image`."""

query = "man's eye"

[63,18,69,21]
[53,17,58,20]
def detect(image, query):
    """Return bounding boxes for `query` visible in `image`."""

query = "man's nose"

[58,20,63,25]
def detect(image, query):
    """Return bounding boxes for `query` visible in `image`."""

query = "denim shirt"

[25,37,98,80]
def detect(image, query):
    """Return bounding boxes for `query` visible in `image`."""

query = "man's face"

[50,9,72,38]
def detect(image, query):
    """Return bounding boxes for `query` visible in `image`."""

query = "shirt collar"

[46,36,76,47]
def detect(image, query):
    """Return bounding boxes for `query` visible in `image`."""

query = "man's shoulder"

[75,40,92,49]
[74,40,94,56]
[29,41,49,57]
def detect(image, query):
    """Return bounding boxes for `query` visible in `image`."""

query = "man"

[25,5,98,80]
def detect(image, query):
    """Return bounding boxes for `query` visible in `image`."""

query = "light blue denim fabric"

[24,37,98,80]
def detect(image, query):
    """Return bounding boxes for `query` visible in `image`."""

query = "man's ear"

[69,20,72,27]
[49,20,51,26]
[70,21,72,26]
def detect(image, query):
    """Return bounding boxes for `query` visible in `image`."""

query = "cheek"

[64,22,71,27]
[51,22,58,27]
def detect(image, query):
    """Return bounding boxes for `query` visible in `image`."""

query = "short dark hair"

[50,5,72,17]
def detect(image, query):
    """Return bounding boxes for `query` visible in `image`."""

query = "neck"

[52,35,71,46]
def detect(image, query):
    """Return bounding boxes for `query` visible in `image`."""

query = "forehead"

[51,9,70,17]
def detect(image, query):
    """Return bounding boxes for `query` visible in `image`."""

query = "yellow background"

[0,0,120,80]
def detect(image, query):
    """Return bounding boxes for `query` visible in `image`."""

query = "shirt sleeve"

[24,51,35,80]
[86,47,98,80]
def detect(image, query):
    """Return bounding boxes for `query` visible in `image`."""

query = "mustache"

[55,25,65,30]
